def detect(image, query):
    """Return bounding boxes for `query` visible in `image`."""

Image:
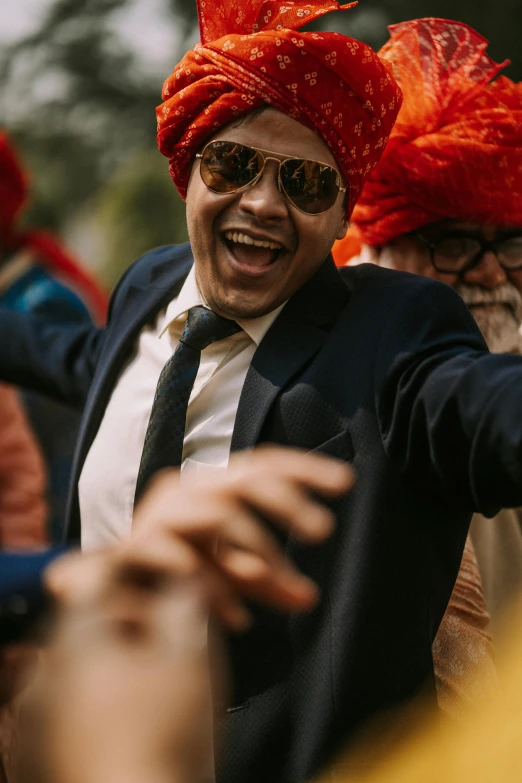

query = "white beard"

[454,281,522,355]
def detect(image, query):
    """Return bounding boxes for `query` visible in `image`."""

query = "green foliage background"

[1,0,519,288]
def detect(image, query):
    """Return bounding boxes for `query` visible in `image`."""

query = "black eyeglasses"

[414,232,522,274]
[195,140,346,215]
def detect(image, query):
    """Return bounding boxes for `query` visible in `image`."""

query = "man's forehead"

[210,107,339,169]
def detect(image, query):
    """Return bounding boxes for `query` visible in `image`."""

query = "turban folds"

[156,0,402,214]
[335,18,522,257]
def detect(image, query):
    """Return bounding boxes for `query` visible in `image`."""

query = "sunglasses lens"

[280,159,341,214]
[200,141,262,193]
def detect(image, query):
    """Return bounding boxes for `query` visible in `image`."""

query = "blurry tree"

[97,148,188,287]
[1,0,155,223]
[0,0,196,282]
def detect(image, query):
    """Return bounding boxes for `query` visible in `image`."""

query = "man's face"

[185,108,348,319]
[377,220,522,353]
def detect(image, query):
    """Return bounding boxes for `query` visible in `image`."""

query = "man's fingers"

[229,447,355,498]
[132,451,354,545]
[136,490,306,587]
[228,479,335,542]
[132,468,182,531]
[126,449,354,620]
[200,567,252,631]
[45,551,110,606]
[217,549,319,611]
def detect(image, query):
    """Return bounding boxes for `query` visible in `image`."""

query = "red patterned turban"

[156,0,402,215]
[334,17,522,261]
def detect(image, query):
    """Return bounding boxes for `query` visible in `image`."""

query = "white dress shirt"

[79,266,284,551]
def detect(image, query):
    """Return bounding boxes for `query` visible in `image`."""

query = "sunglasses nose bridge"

[252,154,284,193]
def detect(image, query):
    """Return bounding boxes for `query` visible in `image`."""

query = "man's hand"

[131,447,353,629]
[26,448,352,783]
[48,447,353,631]
[24,552,216,783]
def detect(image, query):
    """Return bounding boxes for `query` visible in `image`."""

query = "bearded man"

[333,18,522,632]
[4,3,522,782]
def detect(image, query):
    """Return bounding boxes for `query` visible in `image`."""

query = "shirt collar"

[159,265,286,346]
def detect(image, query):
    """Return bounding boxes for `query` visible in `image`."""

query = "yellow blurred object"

[316,597,522,783]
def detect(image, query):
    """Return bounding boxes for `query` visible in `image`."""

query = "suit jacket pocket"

[311,429,354,462]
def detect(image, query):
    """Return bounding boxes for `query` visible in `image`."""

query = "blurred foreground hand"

[23,555,214,783]
[18,447,352,783]
[50,446,354,630]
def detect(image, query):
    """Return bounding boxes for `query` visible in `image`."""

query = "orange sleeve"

[433,535,496,719]
[0,383,47,548]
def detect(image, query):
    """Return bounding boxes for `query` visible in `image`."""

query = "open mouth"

[222,230,285,272]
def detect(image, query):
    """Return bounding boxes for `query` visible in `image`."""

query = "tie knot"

[181,306,241,351]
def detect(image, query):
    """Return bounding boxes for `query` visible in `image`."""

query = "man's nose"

[237,161,289,220]
[461,251,507,290]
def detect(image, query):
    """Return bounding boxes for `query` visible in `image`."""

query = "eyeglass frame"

[413,231,522,275]
[195,140,347,216]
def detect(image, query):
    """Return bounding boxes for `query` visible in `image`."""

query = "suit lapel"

[231,256,349,452]
[85,246,195,439]
[66,245,194,540]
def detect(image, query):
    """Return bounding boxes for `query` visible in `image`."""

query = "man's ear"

[336,214,349,241]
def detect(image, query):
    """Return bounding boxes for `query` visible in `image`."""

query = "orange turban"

[156,0,402,215]
[333,17,522,261]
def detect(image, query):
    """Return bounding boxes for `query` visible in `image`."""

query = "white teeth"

[224,231,282,251]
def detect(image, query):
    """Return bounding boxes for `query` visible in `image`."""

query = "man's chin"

[471,307,522,354]
[206,290,281,321]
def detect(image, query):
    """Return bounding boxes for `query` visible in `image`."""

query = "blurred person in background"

[430,539,495,719]
[0,131,108,542]
[0,382,47,782]
[0,384,46,552]
[333,17,522,636]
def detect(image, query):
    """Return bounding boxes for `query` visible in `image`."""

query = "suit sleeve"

[376,277,522,516]
[0,308,103,409]
[0,548,69,644]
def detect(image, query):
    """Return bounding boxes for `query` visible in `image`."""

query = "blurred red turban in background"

[0,131,107,321]
[0,132,27,234]
[333,18,522,263]
[156,0,402,216]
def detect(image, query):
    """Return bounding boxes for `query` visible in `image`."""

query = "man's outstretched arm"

[0,309,102,408]
[376,275,522,515]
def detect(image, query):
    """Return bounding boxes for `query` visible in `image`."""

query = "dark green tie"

[134,305,241,505]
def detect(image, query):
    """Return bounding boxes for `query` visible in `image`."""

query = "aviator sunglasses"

[195,140,347,215]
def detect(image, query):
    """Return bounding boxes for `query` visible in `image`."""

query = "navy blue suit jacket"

[2,243,522,781]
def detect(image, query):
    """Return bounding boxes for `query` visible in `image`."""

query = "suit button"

[226,703,249,714]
